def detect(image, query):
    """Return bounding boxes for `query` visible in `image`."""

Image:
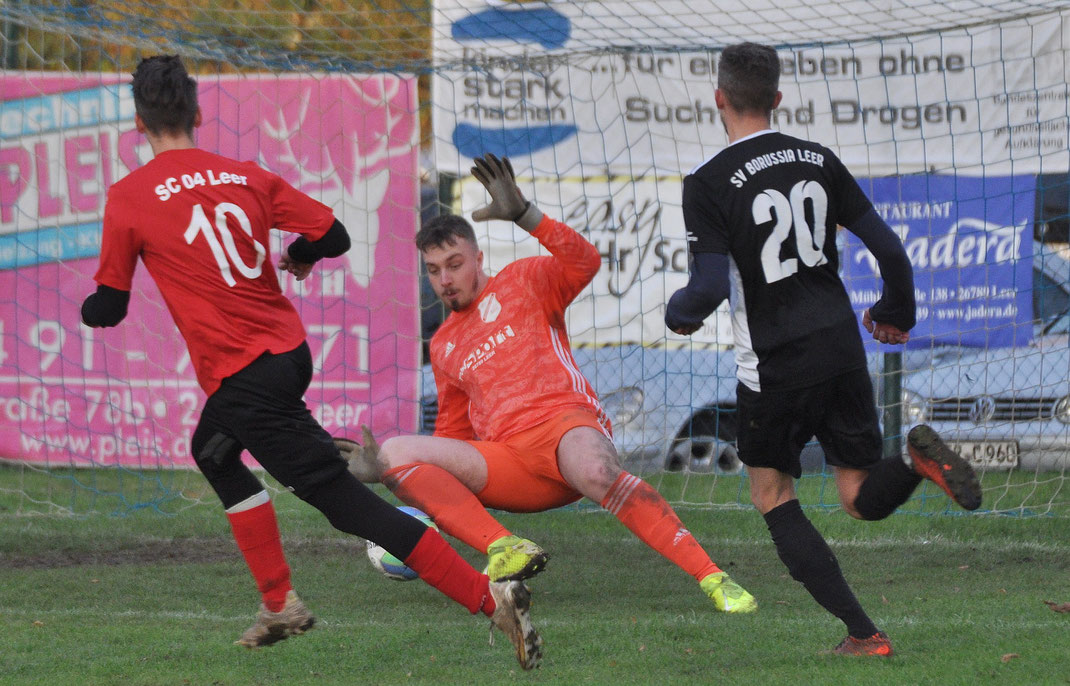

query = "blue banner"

[0,221,102,269]
[0,85,133,139]
[842,175,1036,349]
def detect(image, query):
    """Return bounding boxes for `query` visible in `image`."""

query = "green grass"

[0,469,1068,685]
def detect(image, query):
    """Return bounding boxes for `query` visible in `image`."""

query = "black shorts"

[735,367,882,479]
[191,341,348,502]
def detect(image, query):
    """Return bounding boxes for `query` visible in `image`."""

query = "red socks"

[382,463,510,553]
[602,472,721,581]
[404,527,495,616]
[226,497,292,612]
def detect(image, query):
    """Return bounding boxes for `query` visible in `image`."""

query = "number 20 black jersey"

[684,130,873,392]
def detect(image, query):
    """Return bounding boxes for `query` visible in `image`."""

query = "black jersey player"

[665,42,982,657]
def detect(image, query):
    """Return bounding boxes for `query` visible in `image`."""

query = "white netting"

[1,0,1067,515]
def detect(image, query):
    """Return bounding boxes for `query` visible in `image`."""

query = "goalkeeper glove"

[335,425,380,483]
[470,153,543,232]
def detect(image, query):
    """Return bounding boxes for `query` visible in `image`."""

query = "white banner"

[432,2,1070,177]
[457,177,732,347]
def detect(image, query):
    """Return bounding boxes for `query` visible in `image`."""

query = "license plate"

[947,440,1019,469]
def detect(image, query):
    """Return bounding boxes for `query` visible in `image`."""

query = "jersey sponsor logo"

[444,341,456,357]
[478,292,502,323]
[457,324,516,380]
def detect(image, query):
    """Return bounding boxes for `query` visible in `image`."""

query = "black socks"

[853,456,923,520]
[764,499,878,638]
[302,472,427,561]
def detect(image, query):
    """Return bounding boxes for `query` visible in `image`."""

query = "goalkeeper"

[352,153,756,615]
[664,42,982,656]
[79,55,541,670]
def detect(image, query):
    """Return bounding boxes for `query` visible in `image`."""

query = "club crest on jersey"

[478,293,502,323]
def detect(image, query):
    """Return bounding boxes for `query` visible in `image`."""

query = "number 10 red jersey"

[94,148,335,396]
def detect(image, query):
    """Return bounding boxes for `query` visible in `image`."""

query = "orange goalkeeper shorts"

[470,408,611,513]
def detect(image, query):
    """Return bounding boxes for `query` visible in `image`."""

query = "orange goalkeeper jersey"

[429,215,610,442]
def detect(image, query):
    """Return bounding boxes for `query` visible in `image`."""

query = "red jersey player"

[80,56,541,669]
[360,154,756,614]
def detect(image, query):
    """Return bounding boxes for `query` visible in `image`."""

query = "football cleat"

[907,424,983,511]
[831,630,894,657]
[700,572,758,613]
[488,580,543,670]
[235,590,316,648]
[485,535,549,582]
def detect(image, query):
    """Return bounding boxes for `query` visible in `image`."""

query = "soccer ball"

[365,506,438,581]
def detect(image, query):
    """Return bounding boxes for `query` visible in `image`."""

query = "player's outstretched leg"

[235,590,315,648]
[907,424,982,510]
[302,474,545,666]
[488,580,543,670]
[486,535,550,582]
[830,630,894,657]
[600,472,756,613]
[382,462,552,582]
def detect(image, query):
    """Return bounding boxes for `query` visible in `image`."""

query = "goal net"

[1,0,1068,516]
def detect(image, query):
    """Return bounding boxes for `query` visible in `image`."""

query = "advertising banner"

[432,1,1069,177]
[0,73,420,467]
[843,175,1036,349]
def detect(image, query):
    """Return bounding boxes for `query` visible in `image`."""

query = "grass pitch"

[0,469,1067,686]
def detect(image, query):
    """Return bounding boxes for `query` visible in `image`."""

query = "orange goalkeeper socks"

[382,463,510,553]
[601,472,722,581]
[226,498,292,612]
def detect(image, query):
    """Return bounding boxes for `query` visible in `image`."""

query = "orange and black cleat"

[832,631,894,657]
[907,424,983,511]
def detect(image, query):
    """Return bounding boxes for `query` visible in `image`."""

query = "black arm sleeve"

[665,252,730,331]
[848,207,916,331]
[81,285,131,328]
[286,218,351,264]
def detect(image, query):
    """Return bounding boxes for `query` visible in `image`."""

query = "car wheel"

[665,408,743,475]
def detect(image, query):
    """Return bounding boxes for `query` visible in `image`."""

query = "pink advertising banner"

[0,73,420,468]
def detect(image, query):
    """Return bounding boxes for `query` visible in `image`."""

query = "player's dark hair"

[718,42,780,114]
[131,55,199,135]
[416,214,478,252]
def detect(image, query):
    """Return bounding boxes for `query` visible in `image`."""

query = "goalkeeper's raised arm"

[470,152,601,307]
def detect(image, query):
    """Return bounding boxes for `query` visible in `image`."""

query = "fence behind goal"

[1,0,1068,516]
